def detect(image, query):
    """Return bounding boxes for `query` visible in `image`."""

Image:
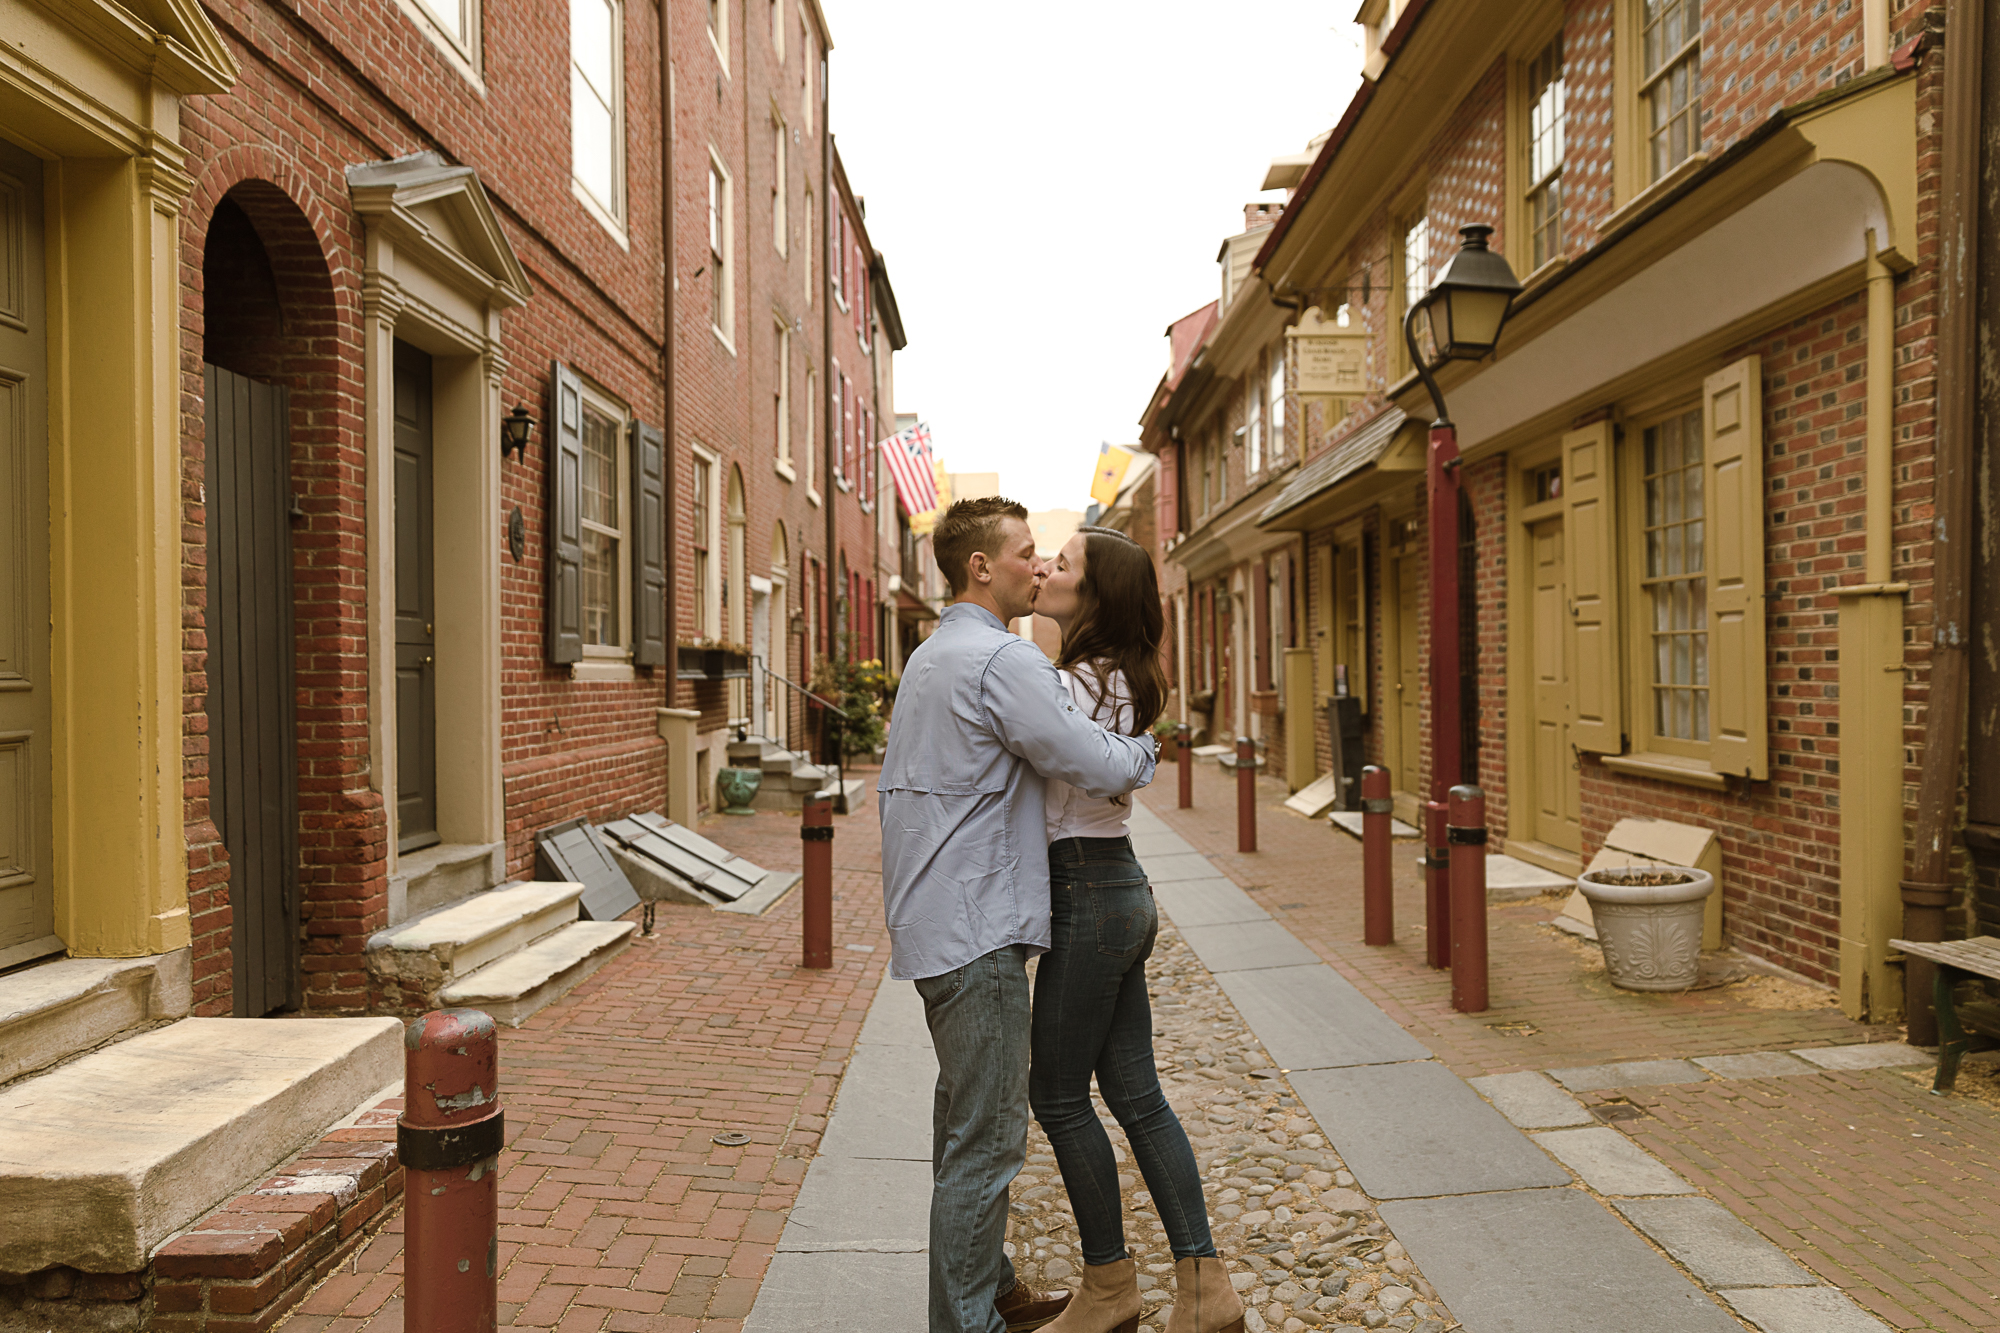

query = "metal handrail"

[753,657,848,804]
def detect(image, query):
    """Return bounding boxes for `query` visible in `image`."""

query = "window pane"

[582,530,616,645]
[581,408,617,528]
[1643,406,1709,741]
[421,0,467,42]
[572,69,614,204]
[574,0,613,94]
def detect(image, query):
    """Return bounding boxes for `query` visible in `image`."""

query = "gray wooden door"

[393,342,439,852]
[205,364,302,1015]
[0,138,58,970]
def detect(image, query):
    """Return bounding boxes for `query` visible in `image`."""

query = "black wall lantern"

[501,405,535,461]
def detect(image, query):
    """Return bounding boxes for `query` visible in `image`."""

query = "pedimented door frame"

[349,156,529,916]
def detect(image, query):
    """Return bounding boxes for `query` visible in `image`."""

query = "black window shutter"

[631,419,667,666]
[547,362,584,664]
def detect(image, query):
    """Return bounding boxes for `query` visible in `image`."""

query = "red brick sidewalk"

[1141,762,2000,1332]
[280,797,891,1333]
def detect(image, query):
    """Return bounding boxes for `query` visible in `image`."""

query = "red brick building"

[1144,0,1946,1015]
[161,0,907,1022]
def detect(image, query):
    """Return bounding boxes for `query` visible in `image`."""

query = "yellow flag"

[1089,444,1134,508]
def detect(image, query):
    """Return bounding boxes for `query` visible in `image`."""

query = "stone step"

[388,840,504,925]
[789,764,833,792]
[0,951,191,1087]
[438,920,638,1026]
[0,1015,402,1274]
[365,881,582,1003]
[833,777,868,815]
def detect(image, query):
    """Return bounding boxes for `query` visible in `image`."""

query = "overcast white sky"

[823,2,1368,513]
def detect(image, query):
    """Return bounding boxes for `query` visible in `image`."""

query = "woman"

[1029,526,1242,1333]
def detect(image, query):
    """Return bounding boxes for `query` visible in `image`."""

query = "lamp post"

[1401,224,1521,993]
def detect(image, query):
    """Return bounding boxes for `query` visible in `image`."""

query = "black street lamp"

[1399,223,1522,1012]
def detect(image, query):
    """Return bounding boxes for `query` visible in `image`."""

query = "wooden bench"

[1889,936,2000,1092]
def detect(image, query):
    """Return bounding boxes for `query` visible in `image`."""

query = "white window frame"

[692,443,722,641]
[774,315,794,479]
[578,382,632,662]
[570,0,627,239]
[1269,351,1286,461]
[803,184,814,305]
[708,152,735,349]
[1246,382,1263,477]
[1523,32,1567,269]
[771,108,788,256]
[805,365,820,504]
[770,0,784,61]
[1639,0,1701,183]
[708,0,729,74]
[399,0,483,86]
[830,205,846,309]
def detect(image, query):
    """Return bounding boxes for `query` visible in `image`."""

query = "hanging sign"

[1288,305,1370,398]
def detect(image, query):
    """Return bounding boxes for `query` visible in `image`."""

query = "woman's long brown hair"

[1055,526,1167,736]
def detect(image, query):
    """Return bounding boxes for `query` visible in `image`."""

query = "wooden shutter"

[1564,420,1622,754]
[1314,545,1335,698]
[631,419,667,666]
[1253,559,1271,689]
[547,362,584,665]
[1345,537,1370,713]
[1703,355,1768,779]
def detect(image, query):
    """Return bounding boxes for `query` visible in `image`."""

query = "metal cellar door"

[205,364,303,1015]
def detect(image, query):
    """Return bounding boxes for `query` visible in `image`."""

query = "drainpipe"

[658,0,678,707]
[1903,0,1978,1045]
[821,67,837,671]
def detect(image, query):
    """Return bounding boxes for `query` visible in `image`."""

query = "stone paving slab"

[1534,1126,1697,1196]
[1148,874,1271,929]
[776,1155,933,1251]
[1380,1188,1743,1333]
[1484,853,1575,900]
[1138,852,1228,883]
[1213,965,1428,1071]
[1723,1285,1896,1332]
[1468,1070,1595,1128]
[1175,919,1323,974]
[1328,811,1420,840]
[1547,1058,1710,1091]
[742,1250,927,1333]
[816,1042,935,1160]
[1612,1197,1822,1288]
[1288,1062,1569,1199]
[1130,830,1197,860]
[856,977,931,1049]
[1692,1050,1816,1079]
[1790,1042,1931,1071]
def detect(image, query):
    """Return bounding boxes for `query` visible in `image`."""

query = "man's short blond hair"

[932,496,1029,596]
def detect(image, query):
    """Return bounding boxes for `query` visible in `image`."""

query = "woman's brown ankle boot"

[1166,1255,1244,1333]
[1041,1257,1142,1333]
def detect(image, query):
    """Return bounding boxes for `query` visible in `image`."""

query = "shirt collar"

[941,602,1007,632]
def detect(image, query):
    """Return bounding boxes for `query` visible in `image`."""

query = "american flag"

[880,422,940,516]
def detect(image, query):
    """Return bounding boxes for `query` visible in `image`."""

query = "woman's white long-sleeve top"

[1044,666,1137,841]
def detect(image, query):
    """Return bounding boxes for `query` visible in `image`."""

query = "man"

[879,497,1158,1333]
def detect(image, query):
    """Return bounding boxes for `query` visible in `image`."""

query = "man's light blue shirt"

[877,603,1157,981]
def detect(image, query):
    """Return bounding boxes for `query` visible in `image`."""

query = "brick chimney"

[1244,201,1282,232]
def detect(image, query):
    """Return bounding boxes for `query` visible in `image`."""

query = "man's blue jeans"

[915,943,1031,1333]
[1030,837,1215,1266]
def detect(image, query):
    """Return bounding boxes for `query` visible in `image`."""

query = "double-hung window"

[547,364,665,672]
[1246,382,1264,477]
[830,362,844,485]
[771,113,788,255]
[1396,210,1431,371]
[579,398,626,650]
[570,0,623,228]
[708,158,734,343]
[692,451,716,638]
[1525,34,1566,268]
[1639,406,1707,746]
[1268,352,1286,464]
[774,318,793,475]
[1641,0,1701,180]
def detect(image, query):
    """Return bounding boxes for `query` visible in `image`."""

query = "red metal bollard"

[1176,723,1193,809]
[402,1009,502,1333]
[1361,765,1393,946]
[1235,736,1257,853]
[1447,785,1489,1013]
[1424,800,1452,970]
[801,790,834,968]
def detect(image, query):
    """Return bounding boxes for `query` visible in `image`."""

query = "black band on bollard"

[801,826,834,842]
[1447,825,1489,846]
[1425,848,1449,868]
[1361,798,1394,814]
[399,1112,505,1171]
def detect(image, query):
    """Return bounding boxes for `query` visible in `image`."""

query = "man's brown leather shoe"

[996,1280,1072,1332]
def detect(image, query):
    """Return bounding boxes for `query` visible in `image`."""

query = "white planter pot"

[1576,866,1715,992]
